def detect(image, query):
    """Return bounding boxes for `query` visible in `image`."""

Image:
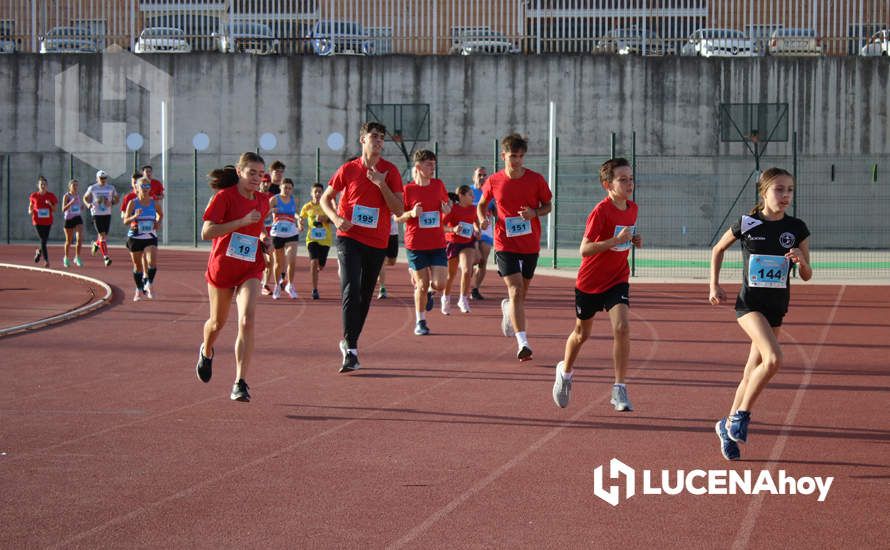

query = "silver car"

[39,26,98,54]
[767,28,822,56]
[214,22,279,55]
[135,27,191,54]
[593,27,665,56]
[680,28,757,58]
[860,30,890,57]
[450,29,520,55]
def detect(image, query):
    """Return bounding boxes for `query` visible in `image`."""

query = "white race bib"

[748,254,789,288]
[610,225,636,252]
[225,232,259,262]
[504,216,531,238]
[456,222,474,238]
[137,220,155,234]
[419,210,440,229]
[273,221,295,234]
[37,208,50,218]
[351,204,379,228]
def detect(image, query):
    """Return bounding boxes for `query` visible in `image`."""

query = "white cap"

[96,170,108,179]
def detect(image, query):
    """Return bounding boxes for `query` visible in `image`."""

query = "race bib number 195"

[351,205,380,229]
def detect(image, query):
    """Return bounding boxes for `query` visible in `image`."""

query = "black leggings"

[34,224,51,261]
[336,236,387,349]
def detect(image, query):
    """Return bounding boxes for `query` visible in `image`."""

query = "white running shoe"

[272,284,282,300]
[285,283,298,299]
[133,288,142,302]
[457,296,471,313]
[440,295,451,315]
[500,298,515,337]
[552,361,572,408]
[144,282,154,300]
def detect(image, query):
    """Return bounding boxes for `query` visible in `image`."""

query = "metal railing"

[1,0,887,56]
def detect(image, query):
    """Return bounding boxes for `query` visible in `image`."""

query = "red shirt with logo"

[328,157,403,249]
[481,168,552,254]
[576,197,639,294]
[202,186,271,289]
[30,192,58,226]
[443,203,477,244]
[403,179,449,250]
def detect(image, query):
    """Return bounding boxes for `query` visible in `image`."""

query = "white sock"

[562,368,573,380]
[348,348,358,355]
[614,382,626,388]
[515,331,529,348]
[416,311,426,322]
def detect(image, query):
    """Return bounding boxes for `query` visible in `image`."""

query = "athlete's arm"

[201,210,261,240]
[122,200,139,224]
[786,238,812,281]
[709,229,737,305]
[476,198,492,229]
[579,226,633,257]
[520,201,552,220]
[155,201,164,227]
[320,186,352,232]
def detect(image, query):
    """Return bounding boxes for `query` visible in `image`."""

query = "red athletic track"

[1,244,888,548]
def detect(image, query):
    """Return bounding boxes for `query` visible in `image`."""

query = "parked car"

[213,22,279,55]
[768,28,822,56]
[134,27,191,54]
[593,27,665,56]
[680,28,757,58]
[39,26,98,54]
[307,20,373,56]
[860,30,890,56]
[449,28,520,55]
[0,33,16,54]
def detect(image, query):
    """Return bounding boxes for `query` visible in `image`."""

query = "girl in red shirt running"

[28,176,58,268]
[195,153,271,403]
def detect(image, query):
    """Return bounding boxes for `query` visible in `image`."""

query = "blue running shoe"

[715,418,741,460]
[727,410,751,443]
[425,291,434,312]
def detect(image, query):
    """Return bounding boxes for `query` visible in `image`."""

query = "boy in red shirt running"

[397,150,451,335]
[320,122,404,372]
[552,158,642,411]
[477,133,552,361]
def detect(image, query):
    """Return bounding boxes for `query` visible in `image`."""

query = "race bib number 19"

[351,205,379,228]
[226,232,259,262]
[504,216,531,238]
[748,254,789,288]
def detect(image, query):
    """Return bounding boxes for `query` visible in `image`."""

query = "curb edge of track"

[0,263,113,338]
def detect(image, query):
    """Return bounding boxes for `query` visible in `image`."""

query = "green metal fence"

[2,141,888,280]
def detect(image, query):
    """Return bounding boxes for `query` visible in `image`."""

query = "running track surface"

[1,244,888,548]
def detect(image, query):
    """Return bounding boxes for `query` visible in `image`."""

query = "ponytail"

[207,167,238,190]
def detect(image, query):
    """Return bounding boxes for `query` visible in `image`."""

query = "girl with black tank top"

[708,168,812,461]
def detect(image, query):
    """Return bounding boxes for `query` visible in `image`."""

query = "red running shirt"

[443,203,477,244]
[576,197,639,294]
[481,169,552,254]
[202,186,271,289]
[329,157,403,249]
[30,192,58,226]
[403,179,449,250]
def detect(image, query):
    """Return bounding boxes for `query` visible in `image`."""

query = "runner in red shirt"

[320,122,404,373]
[141,165,165,200]
[552,158,642,411]
[442,185,479,314]
[477,133,552,361]
[196,152,271,403]
[28,176,58,267]
[396,150,450,335]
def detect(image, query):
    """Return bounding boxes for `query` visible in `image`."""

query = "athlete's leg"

[233,278,260,382]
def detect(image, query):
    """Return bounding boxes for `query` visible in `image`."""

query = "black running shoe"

[230,379,250,402]
[471,288,484,300]
[34,249,41,264]
[425,291,434,311]
[103,256,112,267]
[312,289,319,300]
[196,345,212,383]
[340,351,360,373]
[518,346,533,362]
